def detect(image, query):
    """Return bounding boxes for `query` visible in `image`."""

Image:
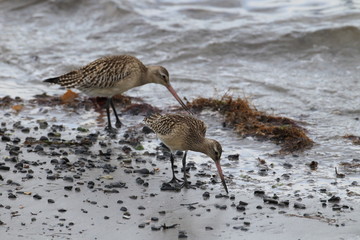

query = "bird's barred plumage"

[44,55,147,90]
[144,113,206,136]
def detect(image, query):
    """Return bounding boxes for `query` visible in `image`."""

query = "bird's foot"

[181,180,196,190]
[105,126,118,135]
[115,120,122,129]
[168,176,183,184]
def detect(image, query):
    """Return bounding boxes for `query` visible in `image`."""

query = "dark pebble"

[202,191,210,199]
[134,168,151,175]
[142,126,153,134]
[34,145,44,152]
[328,196,341,203]
[227,154,239,161]
[136,177,145,185]
[293,202,306,209]
[151,225,161,231]
[178,230,188,238]
[279,200,290,207]
[104,216,109,220]
[254,190,265,196]
[0,165,10,171]
[33,194,42,200]
[238,201,248,206]
[332,204,342,211]
[2,135,11,141]
[283,163,293,169]
[63,176,74,182]
[8,193,17,199]
[47,175,56,180]
[151,217,159,222]
[48,199,55,204]
[236,206,246,211]
[263,197,278,205]
[117,200,124,204]
[58,208,67,213]
[205,226,213,231]
[256,205,262,209]
[120,207,127,212]
[64,186,73,191]
[138,206,146,210]
[158,211,166,215]
[75,187,81,192]
[138,223,146,228]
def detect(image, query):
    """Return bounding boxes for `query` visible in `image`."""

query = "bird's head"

[147,65,192,114]
[204,139,228,194]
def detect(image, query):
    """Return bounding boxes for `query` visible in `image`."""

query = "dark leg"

[109,98,122,128]
[105,98,113,131]
[168,153,183,184]
[181,151,190,188]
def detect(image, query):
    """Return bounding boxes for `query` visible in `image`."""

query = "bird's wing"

[79,56,135,88]
[53,56,145,89]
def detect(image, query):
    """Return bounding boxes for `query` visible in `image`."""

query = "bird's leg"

[180,151,189,188]
[109,97,122,128]
[105,98,114,132]
[168,153,183,184]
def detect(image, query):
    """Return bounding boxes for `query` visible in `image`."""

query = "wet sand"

[0,96,359,240]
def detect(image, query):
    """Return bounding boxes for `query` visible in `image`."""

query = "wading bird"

[44,55,191,131]
[144,113,228,193]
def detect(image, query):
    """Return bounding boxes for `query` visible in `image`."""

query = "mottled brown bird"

[144,113,228,193]
[43,55,191,131]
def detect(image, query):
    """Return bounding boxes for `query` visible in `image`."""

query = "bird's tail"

[43,77,60,84]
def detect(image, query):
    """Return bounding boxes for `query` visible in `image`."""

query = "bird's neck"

[190,138,213,156]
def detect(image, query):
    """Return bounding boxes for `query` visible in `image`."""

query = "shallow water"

[1,0,360,239]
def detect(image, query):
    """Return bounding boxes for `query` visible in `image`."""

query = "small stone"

[0,166,10,171]
[205,226,213,231]
[33,194,42,200]
[328,196,340,203]
[138,206,146,210]
[138,223,146,228]
[48,199,55,204]
[254,190,265,196]
[129,195,138,200]
[58,208,67,213]
[151,225,161,231]
[293,202,306,209]
[227,154,239,161]
[178,230,188,238]
[202,191,210,199]
[63,176,74,182]
[238,201,248,206]
[151,217,159,222]
[142,126,153,134]
[120,207,127,212]
[134,168,150,175]
[64,186,73,191]
[236,205,246,211]
[263,197,278,205]
[2,136,11,141]
[8,193,17,199]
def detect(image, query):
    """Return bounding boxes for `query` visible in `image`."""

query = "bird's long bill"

[166,84,193,114]
[215,160,229,194]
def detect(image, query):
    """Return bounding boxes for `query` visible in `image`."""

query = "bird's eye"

[161,75,166,79]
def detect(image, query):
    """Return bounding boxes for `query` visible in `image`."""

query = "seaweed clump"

[188,95,313,153]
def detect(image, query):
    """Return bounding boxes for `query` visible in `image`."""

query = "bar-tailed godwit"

[43,55,191,131]
[144,113,228,193]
